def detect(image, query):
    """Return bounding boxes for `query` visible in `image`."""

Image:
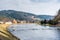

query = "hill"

[0,10,36,21]
[36,15,54,20]
[0,10,54,21]
[54,9,60,21]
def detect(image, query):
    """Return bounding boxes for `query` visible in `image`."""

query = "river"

[8,24,60,40]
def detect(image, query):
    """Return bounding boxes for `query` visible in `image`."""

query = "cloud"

[16,0,59,16]
[30,0,58,3]
[57,0,60,3]
[30,0,51,3]
[0,0,60,16]
[0,0,19,10]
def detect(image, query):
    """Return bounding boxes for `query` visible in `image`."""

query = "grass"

[0,24,20,40]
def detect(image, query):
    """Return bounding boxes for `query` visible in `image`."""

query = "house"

[0,21,4,24]
[20,21,26,23]
[12,19,17,24]
[5,21,12,24]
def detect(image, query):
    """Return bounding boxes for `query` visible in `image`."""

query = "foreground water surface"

[8,24,60,40]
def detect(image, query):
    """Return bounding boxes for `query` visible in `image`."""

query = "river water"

[8,24,60,40]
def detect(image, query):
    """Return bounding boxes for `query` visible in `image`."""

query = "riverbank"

[0,24,20,40]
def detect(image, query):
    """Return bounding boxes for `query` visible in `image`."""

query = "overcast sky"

[0,0,60,16]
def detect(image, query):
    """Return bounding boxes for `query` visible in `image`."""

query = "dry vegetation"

[0,24,19,40]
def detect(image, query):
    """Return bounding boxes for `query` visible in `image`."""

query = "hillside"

[0,10,54,21]
[0,10,36,21]
[54,9,60,21]
[36,15,54,20]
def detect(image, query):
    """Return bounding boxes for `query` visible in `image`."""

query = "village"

[0,16,41,25]
[0,19,28,24]
[0,19,39,25]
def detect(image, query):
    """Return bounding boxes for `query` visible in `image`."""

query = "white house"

[20,21,26,23]
[0,21,4,24]
[5,21,12,24]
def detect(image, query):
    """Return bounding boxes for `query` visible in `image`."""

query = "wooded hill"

[0,10,54,21]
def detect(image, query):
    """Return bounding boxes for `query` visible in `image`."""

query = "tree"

[48,20,58,25]
[41,20,44,24]
[44,19,47,24]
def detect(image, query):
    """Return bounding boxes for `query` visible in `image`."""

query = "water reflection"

[8,24,60,40]
[55,30,60,40]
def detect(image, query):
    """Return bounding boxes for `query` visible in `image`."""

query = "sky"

[0,0,60,16]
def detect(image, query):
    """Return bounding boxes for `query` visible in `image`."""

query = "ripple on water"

[8,24,60,40]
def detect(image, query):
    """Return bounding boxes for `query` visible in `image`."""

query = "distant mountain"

[0,10,54,21]
[0,10,36,21]
[36,15,54,20]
